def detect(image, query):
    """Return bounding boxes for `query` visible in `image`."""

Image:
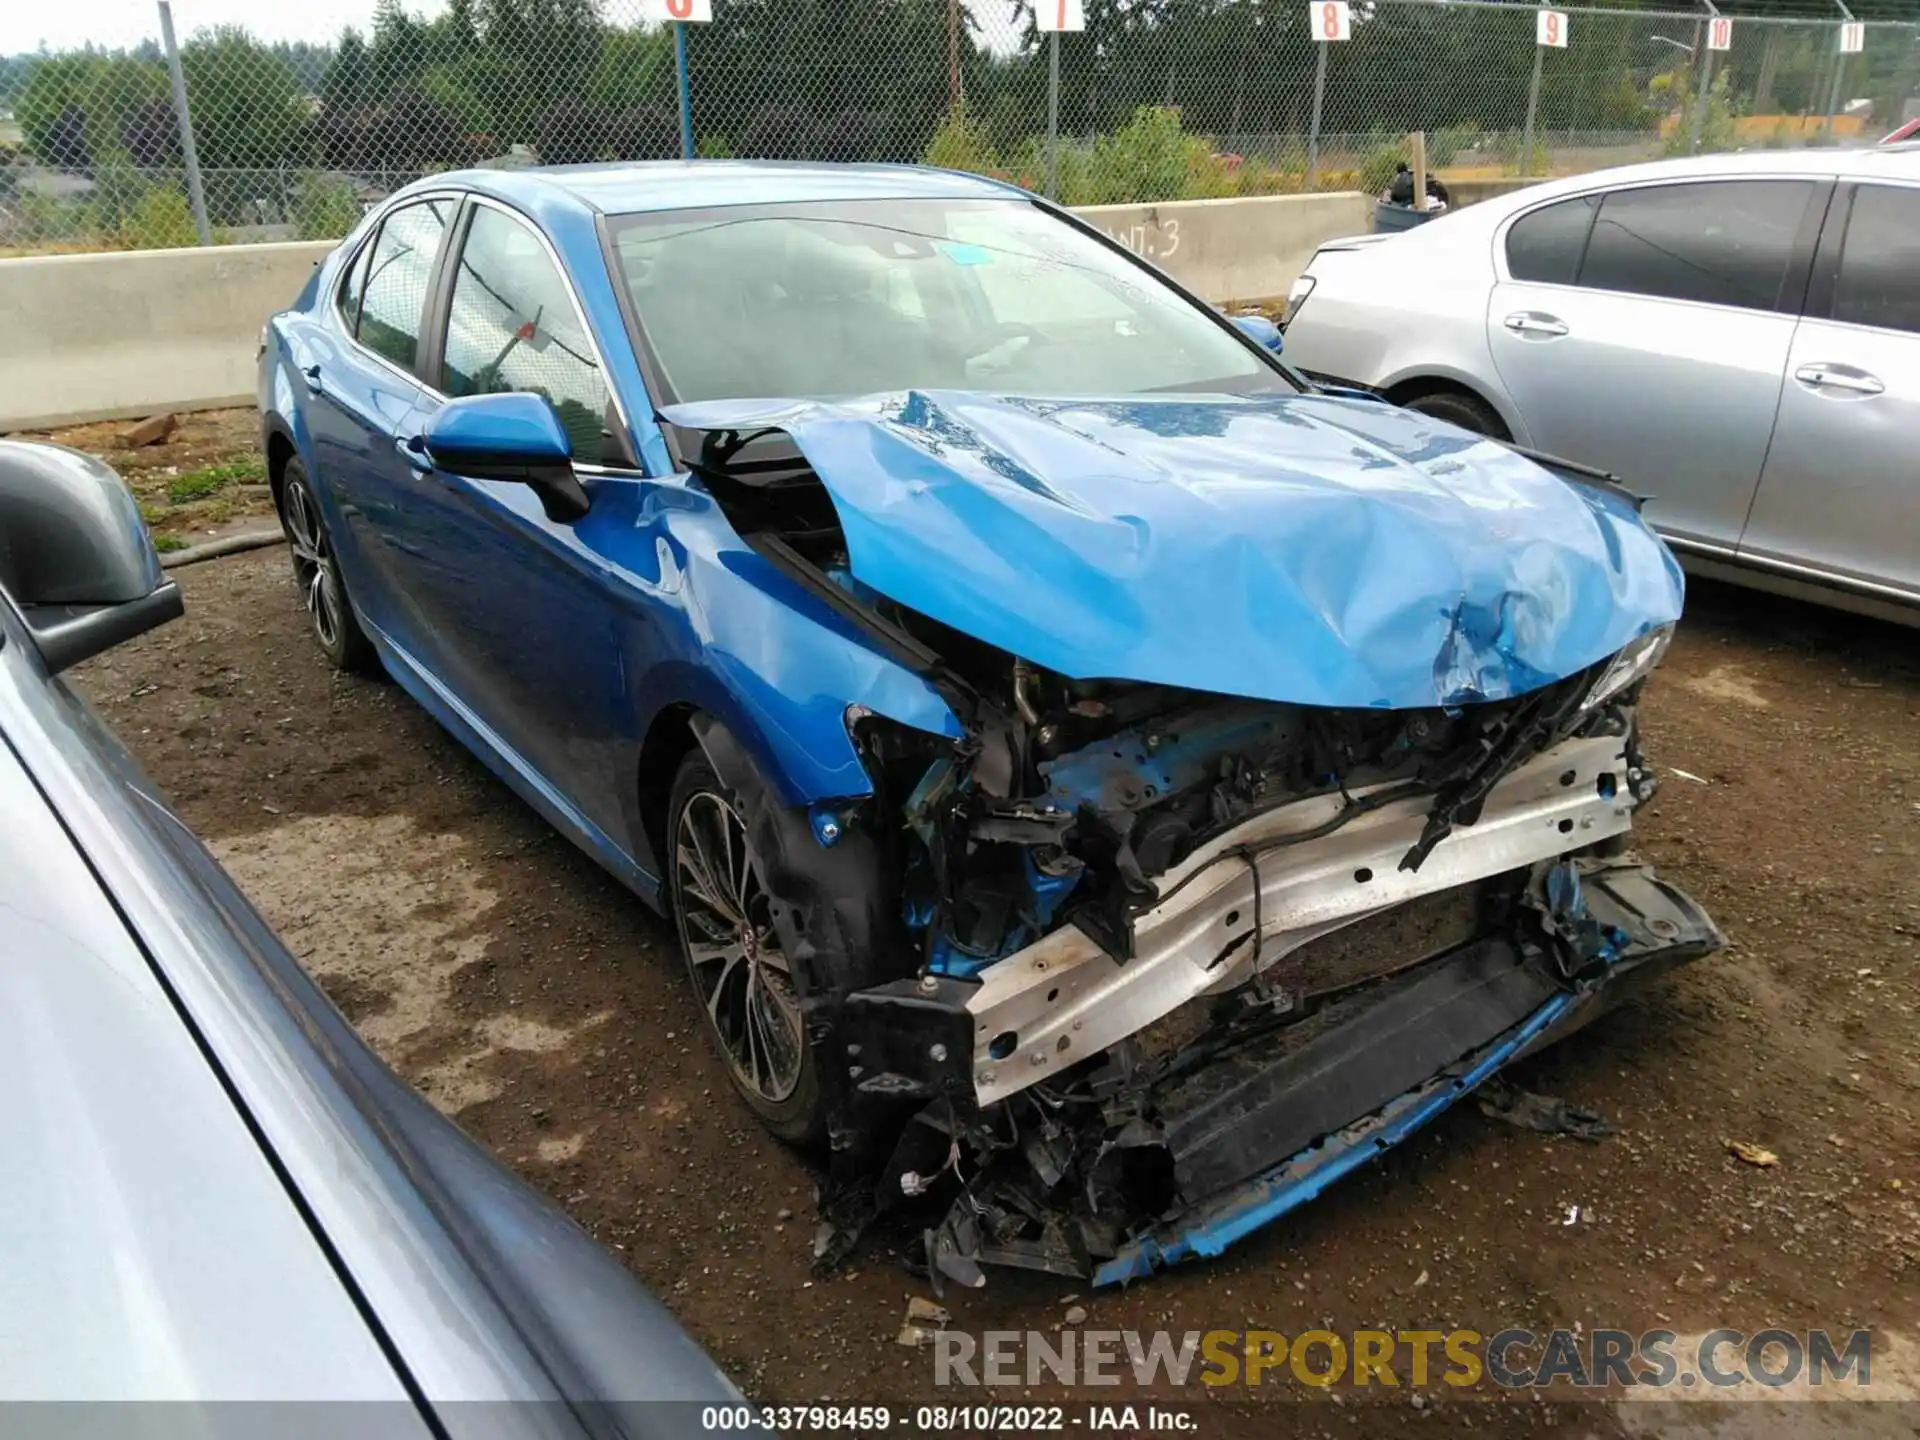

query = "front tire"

[278,458,377,674]
[1402,389,1509,439]
[667,751,824,1144]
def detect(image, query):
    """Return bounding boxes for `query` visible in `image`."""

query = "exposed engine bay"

[675,421,1720,1289]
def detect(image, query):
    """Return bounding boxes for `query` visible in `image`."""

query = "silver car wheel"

[672,790,805,1102]
[282,479,344,652]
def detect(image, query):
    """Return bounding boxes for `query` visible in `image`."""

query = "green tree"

[179,28,306,172]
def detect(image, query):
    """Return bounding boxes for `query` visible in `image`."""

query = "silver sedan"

[1282,145,1920,623]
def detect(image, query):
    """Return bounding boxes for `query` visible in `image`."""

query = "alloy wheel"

[282,479,345,652]
[672,790,806,1102]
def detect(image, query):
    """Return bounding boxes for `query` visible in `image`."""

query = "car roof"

[425,159,1027,219]
[1488,143,1920,212]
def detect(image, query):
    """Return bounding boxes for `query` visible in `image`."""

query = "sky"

[2,0,447,54]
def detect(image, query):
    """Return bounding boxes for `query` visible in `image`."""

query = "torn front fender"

[660,390,1685,711]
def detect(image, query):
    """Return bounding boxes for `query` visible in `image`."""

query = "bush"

[292,171,363,240]
[1357,139,1406,196]
[118,187,199,250]
[608,105,679,161]
[1087,106,1231,205]
[922,98,997,175]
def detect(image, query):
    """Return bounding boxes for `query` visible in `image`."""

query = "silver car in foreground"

[1281,145,1920,623]
[0,441,752,1433]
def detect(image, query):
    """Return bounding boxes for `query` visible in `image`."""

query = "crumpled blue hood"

[661,390,1684,710]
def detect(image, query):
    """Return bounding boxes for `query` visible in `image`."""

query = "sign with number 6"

[645,0,713,21]
[1036,0,1085,32]
[1707,16,1732,50]
[1310,0,1351,42]
[1536,10,1568,47]
[1838,21,1864,53]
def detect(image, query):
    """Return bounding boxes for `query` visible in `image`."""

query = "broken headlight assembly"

[1582,624,1673,711]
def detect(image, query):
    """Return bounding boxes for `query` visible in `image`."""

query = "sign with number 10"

[1707,16,1733,50]
[1036,0,1086,33]
[1310,0,1351,42]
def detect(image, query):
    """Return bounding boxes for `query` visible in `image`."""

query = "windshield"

[606,197,1295,405]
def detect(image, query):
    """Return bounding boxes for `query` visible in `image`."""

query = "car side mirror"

[0,443,183,674]
[1230,313,1285,354]
[421,392,591,524]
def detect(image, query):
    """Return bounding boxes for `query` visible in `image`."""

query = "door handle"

[301,363,323,394]
[397,434,433,474]
[1503,312,1569,338]
[1793,363,1884,397]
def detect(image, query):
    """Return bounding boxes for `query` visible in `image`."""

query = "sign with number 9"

[1536,10,1567,47]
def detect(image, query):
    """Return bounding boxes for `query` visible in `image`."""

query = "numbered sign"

[1536,10,1568,47]
[1311,0,1351,41]
[645,0,712,21]
[1036,0,1085,32]
[1838,21,1864,53]
[1706,16,1732,51]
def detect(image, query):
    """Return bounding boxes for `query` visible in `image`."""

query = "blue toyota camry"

[259,161,1721,1287]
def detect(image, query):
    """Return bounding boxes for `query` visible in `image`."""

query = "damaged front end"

[665,393,1719,1289]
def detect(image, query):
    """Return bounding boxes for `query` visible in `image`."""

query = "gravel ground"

[73,549,1919,1437]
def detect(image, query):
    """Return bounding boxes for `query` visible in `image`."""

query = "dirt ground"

[72,549,1918,1437]
[11,406,271,550]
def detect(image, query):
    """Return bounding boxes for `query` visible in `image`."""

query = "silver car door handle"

[1503,313,1569,338]
[1793,363,1884,396]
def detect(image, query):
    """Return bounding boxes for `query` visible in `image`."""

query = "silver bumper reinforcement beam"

[967,733,1636,1106]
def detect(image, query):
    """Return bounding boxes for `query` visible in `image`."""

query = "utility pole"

[948,0,961,111]
[157,1,212,246]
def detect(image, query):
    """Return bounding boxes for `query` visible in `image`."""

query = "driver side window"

[440,205,615,463]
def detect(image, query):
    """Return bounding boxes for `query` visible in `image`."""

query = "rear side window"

[1832,184,1920,336]
[1505,195,1597,284]
[439,206,614,462]
[355,199,453,371]
[1578,181,1812,312]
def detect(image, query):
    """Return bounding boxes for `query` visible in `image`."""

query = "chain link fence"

[2,0,1916,253]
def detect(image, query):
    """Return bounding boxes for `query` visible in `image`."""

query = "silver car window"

[1578,181,1812,313]
[1832,184,1920,337]
[1506,195,1598,285]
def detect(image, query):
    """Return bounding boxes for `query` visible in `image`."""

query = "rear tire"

[1402,389,1509,439]
[667,750,825,1145]
[278,458,378,675]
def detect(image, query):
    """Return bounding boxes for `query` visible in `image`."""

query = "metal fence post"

[675,23,693,160]
[157,0,212,246]
[1688,7,1718,156]
[1522,39,1544,177]
[1305,40,1328,191]
[1046,31,1061,200]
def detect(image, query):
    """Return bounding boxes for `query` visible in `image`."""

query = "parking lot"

[75,545,1919,1434]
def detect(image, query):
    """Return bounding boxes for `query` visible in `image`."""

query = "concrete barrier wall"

[0,241,333,432]
[1445,176,1550,209]
[1076,191,1370,306]
[0,190,1372,432]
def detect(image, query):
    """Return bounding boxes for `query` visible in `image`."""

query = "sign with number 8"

[1312,0,1351,42]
